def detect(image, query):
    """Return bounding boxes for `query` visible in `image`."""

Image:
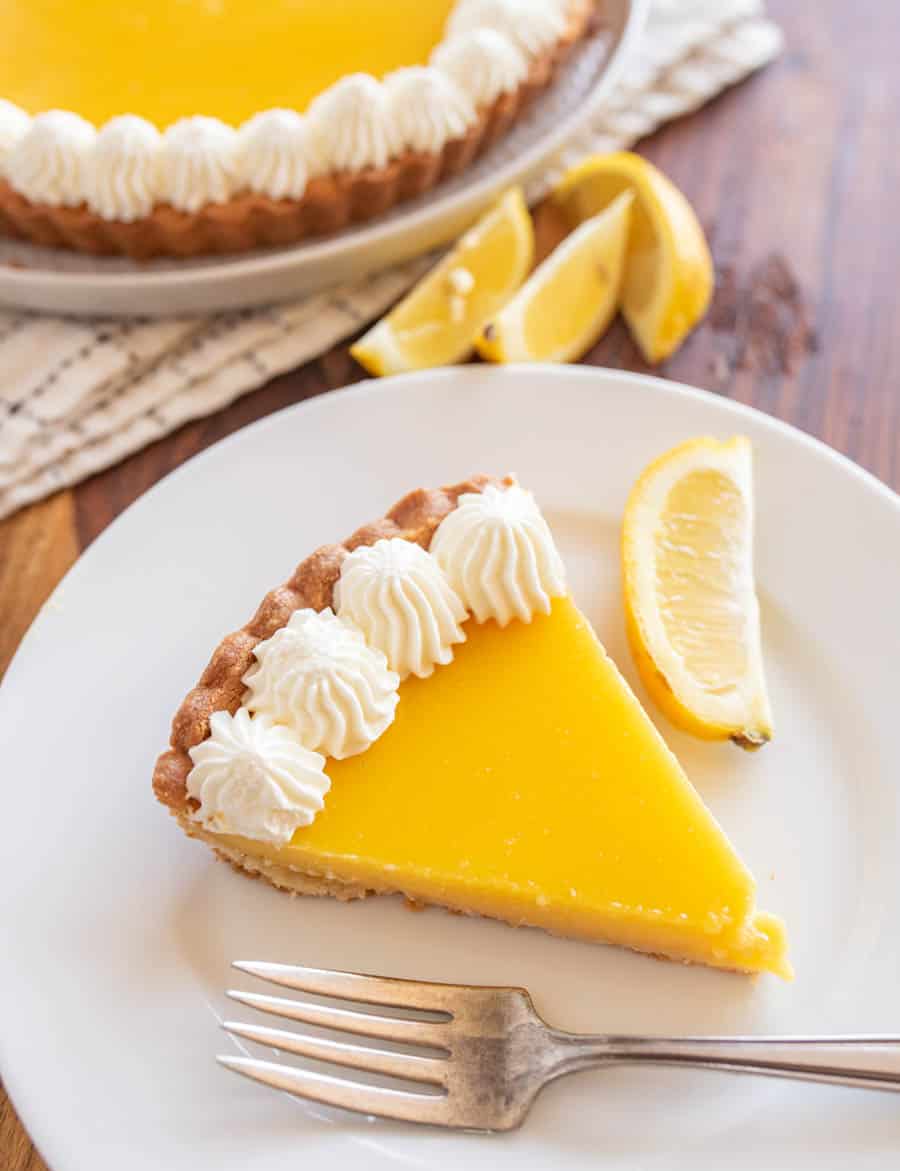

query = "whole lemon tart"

[153,475,791,979]
[0,0,597,258]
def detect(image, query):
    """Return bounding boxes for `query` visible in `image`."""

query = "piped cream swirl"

[161,116,239,212]
[335,538,467,679]
[0,100,31,165]
[447,0,569,56]
[6,111,96,207]
[239,109,309,200]
[384,67,476,155]
[306,74,400,174]
[431,483,567,625]
[243,608,399,759]
[86,116,162,221]
[431,29,530,107]
[187,708,330,843]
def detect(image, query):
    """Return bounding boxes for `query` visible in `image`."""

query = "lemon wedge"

[476,190,633,364]
[552,152,713,364]
[350,188,534,376]
[622,436,773,749]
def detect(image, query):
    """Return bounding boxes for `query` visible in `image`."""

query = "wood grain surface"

[2,1,899,1164]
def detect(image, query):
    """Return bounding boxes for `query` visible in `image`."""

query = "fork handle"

[551,1035,900,1092]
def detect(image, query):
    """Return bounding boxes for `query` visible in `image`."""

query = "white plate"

[0,0,645,318]
[2,366,900,1171]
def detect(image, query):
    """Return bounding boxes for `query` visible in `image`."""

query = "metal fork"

[220,962,900,1131]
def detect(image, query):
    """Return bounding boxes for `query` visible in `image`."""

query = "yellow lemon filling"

[220,597,790,978]
[2,0,456,127]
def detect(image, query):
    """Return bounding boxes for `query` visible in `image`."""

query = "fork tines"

[219,961,454,1125]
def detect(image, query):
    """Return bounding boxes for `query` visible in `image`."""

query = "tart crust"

[0,4,596,259]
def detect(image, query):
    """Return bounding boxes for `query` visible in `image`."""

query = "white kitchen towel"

[0,0,782,521]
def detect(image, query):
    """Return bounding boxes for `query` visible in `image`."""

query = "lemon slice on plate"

[476,190,633,364]
[622,436,774,749]
[351,188,534,376]
[553,152,713,364]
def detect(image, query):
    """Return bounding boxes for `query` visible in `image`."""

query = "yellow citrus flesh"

[220,596,789,977]
[1,0,454,127]
[622,437,774,748]
[476,190,633,363]
[351,189,534,376]
[552,152,714,363]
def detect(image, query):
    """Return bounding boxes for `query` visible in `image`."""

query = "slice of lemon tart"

[153,475,790,978]
[0,0,597,257]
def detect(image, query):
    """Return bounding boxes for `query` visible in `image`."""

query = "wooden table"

[2,1,899,1163]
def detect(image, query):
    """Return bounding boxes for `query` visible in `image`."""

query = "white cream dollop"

[431,483,567,626]
[0,100,31,166]
[306,74,400,174]
[6,111,96,207]
[187,708,330,844]
[239,109,310,201]
[161,116,239,213]
[243,608,399,759]
[335,538,467,679]
[431,28,530,107]
[86,116,162,222]
[447,0,569,57]
[384,67,476,155]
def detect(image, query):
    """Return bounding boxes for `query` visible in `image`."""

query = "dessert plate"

[2,365,899,1171]
[0,0,645,318]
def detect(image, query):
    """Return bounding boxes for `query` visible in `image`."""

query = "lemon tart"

[153,475,790,978]
[0,0,597,258]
